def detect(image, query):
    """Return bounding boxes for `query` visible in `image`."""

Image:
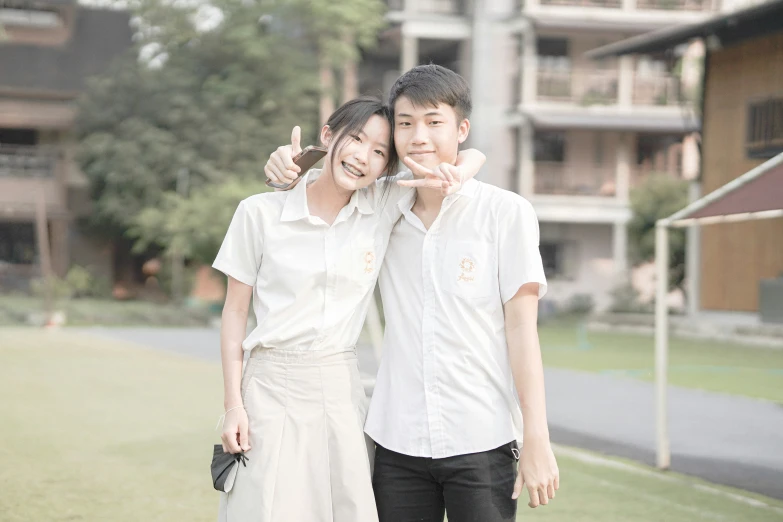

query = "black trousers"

[372,442,519,522]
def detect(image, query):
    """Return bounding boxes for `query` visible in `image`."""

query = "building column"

[468,0,492,159]
[618,55,634,107]
[615,133,631,202]
[522,29,537,106]
[50,218,69,277]
[401,34,418,73]
[612,221,629,276]
[519,120,535,197]
[622,0,637,10]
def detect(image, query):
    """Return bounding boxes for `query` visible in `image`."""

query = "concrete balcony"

[520,67,698,132]
[0,145,66,217]
[632,72,685,106]
[534,161,617,197]
[0,144,57,178]
[540,0,621,7]
[537,68,619,105]
[386,0,467,14]
[636,0,712,11]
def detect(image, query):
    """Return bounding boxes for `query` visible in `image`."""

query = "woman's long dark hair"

[324,96,398,182]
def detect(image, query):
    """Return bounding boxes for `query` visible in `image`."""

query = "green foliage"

[608,282,653,314]
[628,173,689,289]
[65,265,92,297]
[76,0,386,257]
[564,293,596,316]
[30,276,73,301]
[130,177,269,265]
[75,1,317,238]
[30,266,113,302]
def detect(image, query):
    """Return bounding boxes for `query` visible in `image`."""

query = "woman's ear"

[320,125,332,148]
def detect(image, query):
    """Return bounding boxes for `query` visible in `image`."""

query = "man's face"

[393,96,470,173]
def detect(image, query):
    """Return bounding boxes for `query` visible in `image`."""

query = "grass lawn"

[2,328,783,521]
[539,320,783,404]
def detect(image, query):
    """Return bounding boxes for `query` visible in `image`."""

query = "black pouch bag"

[211,444,249,492]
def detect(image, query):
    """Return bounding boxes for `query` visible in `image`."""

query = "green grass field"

[2,327,782,521]
[539,321,783,403]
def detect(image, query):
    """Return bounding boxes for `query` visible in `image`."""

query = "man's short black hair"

[388,64,472,122]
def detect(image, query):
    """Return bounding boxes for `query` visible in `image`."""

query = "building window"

[534,131,566,162]
[0,223,36,264]
[540,242,563,278]
[0,128,38,146]
[746,97,783,159]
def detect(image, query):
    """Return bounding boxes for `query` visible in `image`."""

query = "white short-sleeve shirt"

[365,179,547,458]
[212,170,409,352]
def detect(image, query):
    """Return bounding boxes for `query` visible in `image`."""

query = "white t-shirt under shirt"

[365,179,548,459]
[212,170,409,352]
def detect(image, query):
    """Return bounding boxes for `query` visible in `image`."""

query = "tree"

[76,0,321,240]
[628,174,690,290]
[286,0,387,120]
[130,177,267,265]
[76,0,388,259]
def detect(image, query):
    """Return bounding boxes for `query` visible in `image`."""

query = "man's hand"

[221,406,251,454]
[264,126,303,186]
[513,437,559,508]
[396,156,464,196]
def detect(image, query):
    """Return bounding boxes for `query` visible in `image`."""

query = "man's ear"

[320,125,333,148]
[457,118,470,144]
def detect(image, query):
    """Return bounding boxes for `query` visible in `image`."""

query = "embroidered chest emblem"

[364,251,376,274]
[457,257,476,282]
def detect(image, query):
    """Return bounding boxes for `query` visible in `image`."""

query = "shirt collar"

[280,170,375,223]
[456,178,480,198]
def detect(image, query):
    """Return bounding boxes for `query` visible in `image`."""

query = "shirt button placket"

[422,221,442,458]
[318,227,336,349]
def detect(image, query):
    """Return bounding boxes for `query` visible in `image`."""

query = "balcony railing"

[537,68,619,105]
[534,162,617,197]
[540,0,622,7]
[636,0,711,10]
[0,145,57,178]
[632,73,684,106]
[385,0,466,14]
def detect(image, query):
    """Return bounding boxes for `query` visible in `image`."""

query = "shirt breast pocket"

[442,240,497,303]
[345,239,381,292]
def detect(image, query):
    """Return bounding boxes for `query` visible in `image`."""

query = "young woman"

[212,96,484,522]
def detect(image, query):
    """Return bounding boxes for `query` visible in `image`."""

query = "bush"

[629,174,689,291]
[30,276,73,301]
[608,282,652,314]
[565,293,595,315]
[65,266,92,297]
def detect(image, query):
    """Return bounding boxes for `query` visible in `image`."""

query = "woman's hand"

[221,406,251,454]
[264,126,303,186]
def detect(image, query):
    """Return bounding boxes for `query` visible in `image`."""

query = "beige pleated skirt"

[217,347,378,522]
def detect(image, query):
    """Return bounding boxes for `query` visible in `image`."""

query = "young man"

[364,65,558,522]
[265,65,559,522]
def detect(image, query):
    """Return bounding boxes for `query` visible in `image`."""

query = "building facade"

[360,0,739,309]
[0,1,132,290]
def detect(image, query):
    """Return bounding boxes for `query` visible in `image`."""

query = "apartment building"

[0,1,132,290]
[360,0,734,309]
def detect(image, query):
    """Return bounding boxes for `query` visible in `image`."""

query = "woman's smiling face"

[323,114,392,192]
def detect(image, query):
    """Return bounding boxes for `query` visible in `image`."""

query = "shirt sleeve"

[212,199,263,286]
[497,197,548,303]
